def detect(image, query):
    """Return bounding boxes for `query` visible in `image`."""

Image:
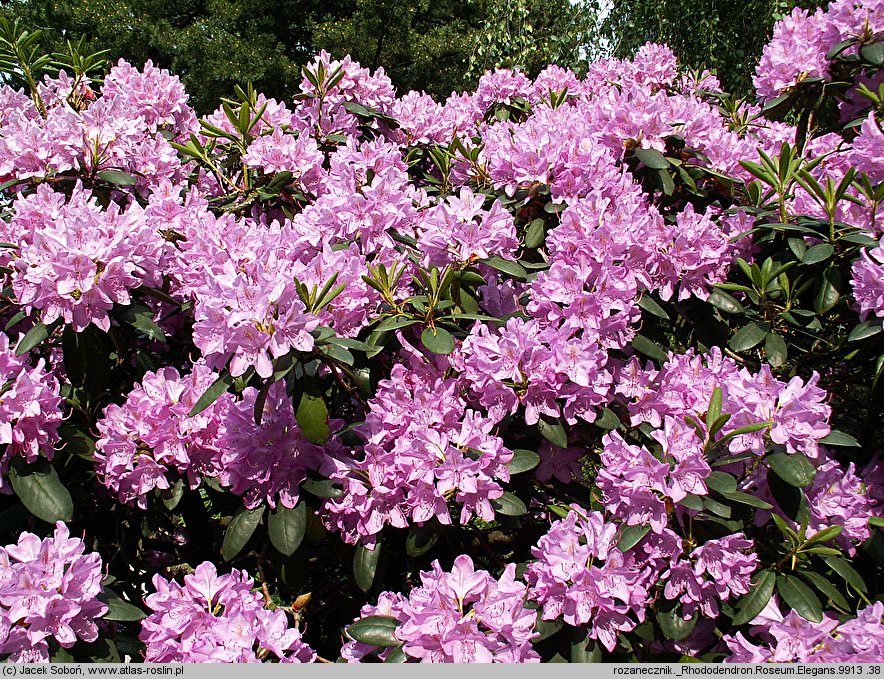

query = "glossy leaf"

[732,569,776,626]
[776,574,822,623]
[632,333,668,362]
[15,321,49,356]
[508,449,540,474]
[492,491,527,516]
[537,416,567,448]
[729,322,768,352]
[221,505,265,562]
[421,326,455,355]
[657,608,698,641]
[767,451,816,488]
[346,615,400,647]
[9,460,73,523]
[354,540,382,592]
[268,503,307,556]
[189,372,233,417]
[296,392,330,445]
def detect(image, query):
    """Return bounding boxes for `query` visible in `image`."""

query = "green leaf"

[703,495,732,518]
[221,505,265,562]
[839,232,879,247]
[3,310,26,332]
[375,315,420,332]
[708,289,744,314]
[718,490,773,510]
[99,590,147,621]
[732,569,776,626]
[637,294,669,320]
[634,146,670,169]
[405,524,438,557]
[59,424,96,461]
[632,333,668,362]
[814,267,841,314]
[800,570,850,611]
[524,218,546,249]
[870,516,884,528]
[761,92,796,119]
[706,387,723,430]
[118,305,166,343]
[189,372,233,417]
[827,38,856,59]
[767,452,816,487]
[267,503,307,556]
[537,416,568,448]
[492,491,527,516]
[508,449,540,475]
[656,608,698,641]
[678,494,704,511]
[15,321,49,356]
[383,647,408,663]
[729,322,769,352]
[302,477,343,499]
[723,421,773,438]
[861,42,884,65]
[421,326,455,355]
[595,406,621,430]
[801,525,843,548]
[96,169,138,186]
[819,430,861,447]
[161,479,184,511]
[481,256,528,279]
[617,524,651,552]
[354,540,382,592]
[776,574,822,623]
[848,320,883,342]
[802,243,834,265]
[768,472,805,520]
[787,237,807,260]
[346,615,400,647]
[822,555,867,593]
[570,631,603,663]
[764,332,787,368]
[706,471,737,495]
[9,460,73,523]
[296,392,330,445]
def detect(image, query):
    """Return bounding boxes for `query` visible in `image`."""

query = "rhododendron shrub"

[0,0,883,664]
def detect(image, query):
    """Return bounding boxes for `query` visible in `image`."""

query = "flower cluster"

[662,535,758,618]
[754,0,884,102]
[2,183,167,332]
[344,555,538,663]
[322,363,513,546]
[0,61,188,187]
[621,348,831,460]
[0,523,107,663]
[0,333,63,490]
[724,600,884,662]
[851,237,884,326]
[525,509,654,651]
[140,561,315,663]
[94,362,231,508]
[95,367,328,510]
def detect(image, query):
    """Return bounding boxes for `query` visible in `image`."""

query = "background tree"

[466,0,598,79]
[310,0,487,99]
[1,0,322,112]
[600,0,826,94]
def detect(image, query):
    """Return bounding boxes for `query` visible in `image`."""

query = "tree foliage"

[601,0,826,94]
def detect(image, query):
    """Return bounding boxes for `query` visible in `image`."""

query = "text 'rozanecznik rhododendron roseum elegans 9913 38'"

[1,0,884,664]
